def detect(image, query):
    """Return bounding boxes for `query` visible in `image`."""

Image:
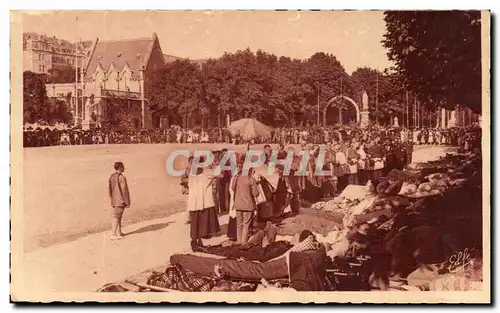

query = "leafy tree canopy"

[46,66,80,84]
[23,71,73,124]
[382,11,481,113]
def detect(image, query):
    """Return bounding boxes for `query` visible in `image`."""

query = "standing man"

[232,165,260,244]
[345,141,359,186]
[108,162,130,240]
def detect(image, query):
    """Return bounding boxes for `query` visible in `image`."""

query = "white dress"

[187,172,215,212]
[357,147,367,170]
[413,130,419,143]
[428,131,434,144]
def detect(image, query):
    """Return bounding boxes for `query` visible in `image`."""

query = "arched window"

[122,69,129,90]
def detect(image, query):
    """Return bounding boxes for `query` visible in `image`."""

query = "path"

[15,211,229,296]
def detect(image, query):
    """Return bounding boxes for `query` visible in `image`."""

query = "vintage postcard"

[10,10,490,303]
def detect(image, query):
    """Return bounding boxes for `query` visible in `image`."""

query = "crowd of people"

[23,124,480,149]
[158,129,483,292]
[179,124,481,250]
[99,121,483,291]
[160,149,483,292]
[180,126,472,249]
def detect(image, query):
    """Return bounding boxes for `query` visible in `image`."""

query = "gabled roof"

[192,58,209,66]
[108,62,118,73]
[85,34,162,79]
[95,63,105,73]
[163,54,186,63]
[122,62,131,70]
[163,54,208,68]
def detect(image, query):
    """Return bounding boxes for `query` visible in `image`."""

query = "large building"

[23,32,92,74]
[75,33,166,129]
[45,33,207,130]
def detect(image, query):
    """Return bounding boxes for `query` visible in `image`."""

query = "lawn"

[23,143,237,252]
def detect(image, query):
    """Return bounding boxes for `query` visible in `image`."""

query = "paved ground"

[14,144,455,296]
[17,210,229,294]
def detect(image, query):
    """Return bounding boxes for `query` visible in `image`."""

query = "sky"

[20,10,393,74]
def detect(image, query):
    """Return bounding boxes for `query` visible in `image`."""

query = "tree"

[148,59,205,125]
[271,57,312,126]
[202,58,233,127]
[24,71,74,124]
[351,67,406,125]
[202,49,278,125]
[101,98,140,131]
[48,99,73,124]
[46,66,80,84]
[23,71,49,123]
[303,52,353,125]
[382,11,481,113]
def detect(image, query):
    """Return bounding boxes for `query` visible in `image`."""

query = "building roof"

[193,58,209,66]
[85,35,158,79]
[23,32,92,55]
[163,54,186,63]
[163,54,208,67]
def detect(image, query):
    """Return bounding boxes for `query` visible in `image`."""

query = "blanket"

[170,254,289,281]
[147,263,218,292]
[202,241,293,263]
[289,249,330,291]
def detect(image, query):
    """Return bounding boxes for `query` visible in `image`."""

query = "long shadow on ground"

[125,222,173,236]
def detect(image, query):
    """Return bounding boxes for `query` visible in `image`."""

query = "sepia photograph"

[10,10,490,303]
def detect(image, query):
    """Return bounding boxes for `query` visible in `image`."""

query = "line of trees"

[148,49,404,127]
[23,11,482,128]
[148,11,482,128]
